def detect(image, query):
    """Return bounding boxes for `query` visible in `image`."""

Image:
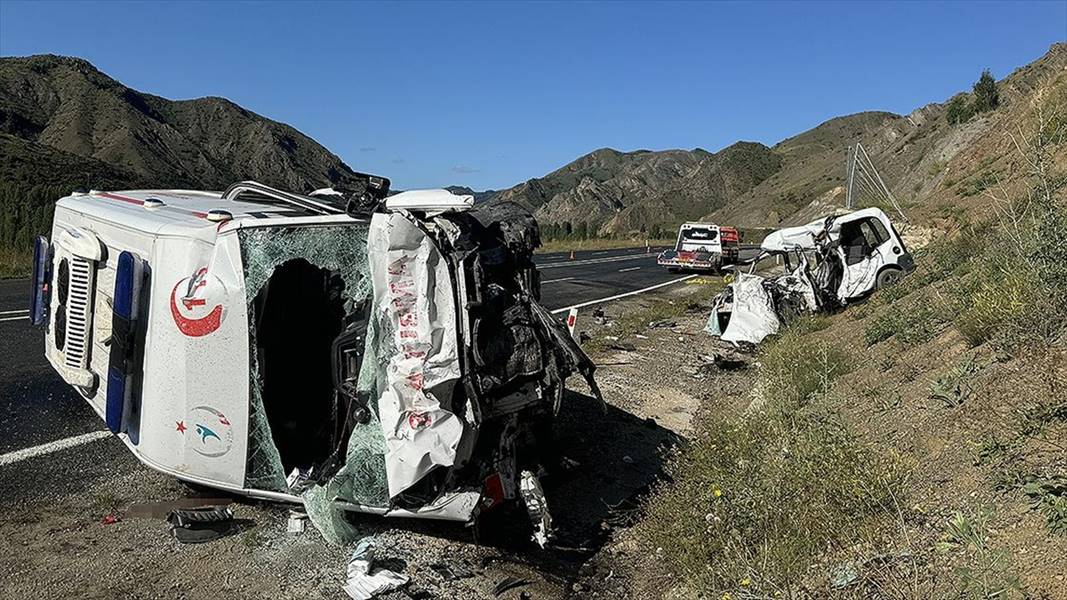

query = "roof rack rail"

[222,181,344,215]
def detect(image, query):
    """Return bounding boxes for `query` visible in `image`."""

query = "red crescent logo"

[170,271,223,337]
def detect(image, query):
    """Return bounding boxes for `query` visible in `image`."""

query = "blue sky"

[1,1,1064,191]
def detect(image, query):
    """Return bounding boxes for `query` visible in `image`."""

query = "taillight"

[30,236,52,326]
[105,251,148,440]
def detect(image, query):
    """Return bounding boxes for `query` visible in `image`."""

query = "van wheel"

[667,267,680,273]
[876,268,904,289]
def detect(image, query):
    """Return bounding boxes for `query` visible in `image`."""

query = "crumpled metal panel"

[721,273,781,344]
[367,212,465,498]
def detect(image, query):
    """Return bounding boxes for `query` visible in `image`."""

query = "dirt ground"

[0,278,732,600]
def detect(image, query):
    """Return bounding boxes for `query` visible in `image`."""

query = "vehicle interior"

[251,258,347,473]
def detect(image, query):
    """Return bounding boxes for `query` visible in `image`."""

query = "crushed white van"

[30,177,601,535]
[706,207,914,344]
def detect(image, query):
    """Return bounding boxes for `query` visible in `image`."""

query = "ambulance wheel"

[667,267,680,273]
[876,268,904,289]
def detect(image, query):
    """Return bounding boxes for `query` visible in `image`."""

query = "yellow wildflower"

[713,488,723,498]
[741,577,751,586]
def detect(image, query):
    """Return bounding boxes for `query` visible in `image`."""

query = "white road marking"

[0,315,29,323]
[550,275,697,314]
[540,254,654,269]
[618,266,641,272]
[0,309,29,316]
[592,251,610,255]
[0,430,112,467]
[542,277,577,284]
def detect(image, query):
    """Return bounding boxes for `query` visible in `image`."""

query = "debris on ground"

[166,506,249,544]
[593,307,608,325]
[519,470,554,548]
[608,342,637,352]
[648,319,677,329]
[343,537,410,600]
[700,347,753,371]
[100,514,120,525]
[126,497,234,519]
[429,560,475,582]
[287,509,308,534]
[492,576,531,596]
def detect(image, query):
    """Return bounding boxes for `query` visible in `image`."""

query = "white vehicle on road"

[657,222,741,271]
[30,177,600,534]
[706,207,914,344]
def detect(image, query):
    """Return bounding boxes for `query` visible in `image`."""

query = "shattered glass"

[302,317,391,545]
[239,224,384,495]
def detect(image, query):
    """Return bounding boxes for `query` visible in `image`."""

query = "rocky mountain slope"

[492,142,782,236]
[494,43,1067,236]
[0,55,361,192]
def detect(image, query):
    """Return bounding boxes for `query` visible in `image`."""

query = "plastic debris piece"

[493,576,531,596]
[101,514,120,525]
[648,319,676,328]
[167,505,250,544]
[287,509,308,534]
[286,467,313,493]
[429,562,474,581]
[519,470,553,548]
[343,537,410,600]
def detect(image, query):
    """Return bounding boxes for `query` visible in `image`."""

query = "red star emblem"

[176,420,187,434]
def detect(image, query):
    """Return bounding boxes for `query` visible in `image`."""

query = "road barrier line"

[542,276,577,284]
[0,430,112,467]
[618,266,641,272]
[0,315,29,323]
[540,254,655,269]
[0,309,29,316]
[550,274,697,314]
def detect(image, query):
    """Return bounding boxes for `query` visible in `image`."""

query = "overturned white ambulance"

[706,207,914,344]
[30,177,601,531]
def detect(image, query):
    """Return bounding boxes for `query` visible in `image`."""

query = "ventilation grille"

[63,257,94,370]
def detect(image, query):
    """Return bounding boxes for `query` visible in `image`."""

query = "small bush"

[946,95,975,125]
[864,297,946,348]
[936,510,1021,598]
[637,334,902,596]
[761,329,851,410]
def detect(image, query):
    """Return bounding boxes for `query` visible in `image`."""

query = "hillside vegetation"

[0,54,365,275]
[626,69,1067,598]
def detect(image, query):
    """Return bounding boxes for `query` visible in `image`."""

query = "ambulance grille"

[63,257,94,371]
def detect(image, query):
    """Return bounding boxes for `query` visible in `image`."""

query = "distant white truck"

[29,178,600,534]
[657,222,741,272]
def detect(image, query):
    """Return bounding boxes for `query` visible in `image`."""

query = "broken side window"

[238,224,386,500]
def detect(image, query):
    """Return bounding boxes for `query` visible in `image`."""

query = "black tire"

[876,268,904,289]
[667,267,680,273]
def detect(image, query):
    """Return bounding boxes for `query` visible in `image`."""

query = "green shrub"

[864,297,946,348]
[972,69,1000,113]
[946,95,975,125]
[637,334,902,596]
[761,329,851,410]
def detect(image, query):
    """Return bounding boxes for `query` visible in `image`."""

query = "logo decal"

[182,405,233,458]
[170,267,223,337]
[196,424,221,443]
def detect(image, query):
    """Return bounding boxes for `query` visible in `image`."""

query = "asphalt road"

[0,244,756,469]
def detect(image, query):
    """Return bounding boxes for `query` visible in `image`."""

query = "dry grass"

[636,325,906,598]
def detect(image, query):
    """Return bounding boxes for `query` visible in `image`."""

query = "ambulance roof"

[55,188,357,238]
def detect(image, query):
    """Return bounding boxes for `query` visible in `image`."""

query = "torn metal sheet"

[343,538,409,600]
[721,273,781,345]
[367,211,464,499]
